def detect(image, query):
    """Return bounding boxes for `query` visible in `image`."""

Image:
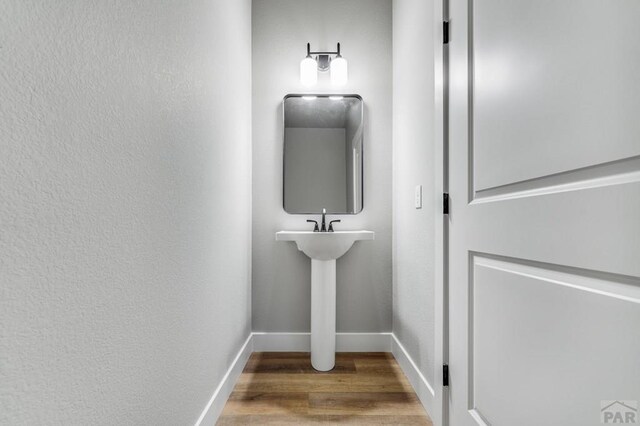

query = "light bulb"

[300,56,317,86]
[330,56,348,86]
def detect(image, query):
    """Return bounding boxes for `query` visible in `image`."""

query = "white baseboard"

[252,332,392,352]
[194,333,253,426]
[391,333,436,420]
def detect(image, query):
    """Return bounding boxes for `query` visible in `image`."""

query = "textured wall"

[252,0,392,332]
[0,1,252,424]
[392,0,437,385]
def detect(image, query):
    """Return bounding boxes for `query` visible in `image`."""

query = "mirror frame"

[282,94,364,215]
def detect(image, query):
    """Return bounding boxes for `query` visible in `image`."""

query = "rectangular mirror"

[283,94,363,214]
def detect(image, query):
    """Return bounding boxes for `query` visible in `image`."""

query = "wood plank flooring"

[217,352,433,425]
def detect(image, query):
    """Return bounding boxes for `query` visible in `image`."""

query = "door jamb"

[434,0,450,424]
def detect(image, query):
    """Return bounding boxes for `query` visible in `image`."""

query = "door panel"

[448,0,640,425]
[473,0,640,191]
[472,254,640,426]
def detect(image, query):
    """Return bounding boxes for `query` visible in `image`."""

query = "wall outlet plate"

[415,185,422,209]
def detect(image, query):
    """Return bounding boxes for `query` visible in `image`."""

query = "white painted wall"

[252,0,392,332]
[392,0,437,386]
[0,1,251,424]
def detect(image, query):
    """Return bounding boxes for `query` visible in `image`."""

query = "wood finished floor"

[217,352,433,425]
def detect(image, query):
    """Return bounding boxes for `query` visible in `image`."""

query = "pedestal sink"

[276,230,374,371]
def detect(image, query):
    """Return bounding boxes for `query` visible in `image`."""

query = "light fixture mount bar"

[306,42,341,56]
[306,42,342,72]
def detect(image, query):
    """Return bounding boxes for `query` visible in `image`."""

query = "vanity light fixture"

[300,42,348,86]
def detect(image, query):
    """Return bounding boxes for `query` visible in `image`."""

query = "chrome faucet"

[320,208,327,232]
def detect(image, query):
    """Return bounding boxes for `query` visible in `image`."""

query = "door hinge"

[443,364,449,386]
[443,193,450,215]
[443,21,450,44]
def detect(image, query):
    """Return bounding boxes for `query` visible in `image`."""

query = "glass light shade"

[330,56,348,86]
[300,57,318,86]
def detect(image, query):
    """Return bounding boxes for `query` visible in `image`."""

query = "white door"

[447,1,640,425]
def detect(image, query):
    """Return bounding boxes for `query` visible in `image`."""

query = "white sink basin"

[276,229,374,371]
[275,230,374,261]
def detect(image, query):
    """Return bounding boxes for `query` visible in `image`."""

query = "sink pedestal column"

[275,230,374,371]
[311,259,336,371]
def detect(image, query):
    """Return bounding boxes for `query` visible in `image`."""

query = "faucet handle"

[306,220,320,232]
[328,220,341,232]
